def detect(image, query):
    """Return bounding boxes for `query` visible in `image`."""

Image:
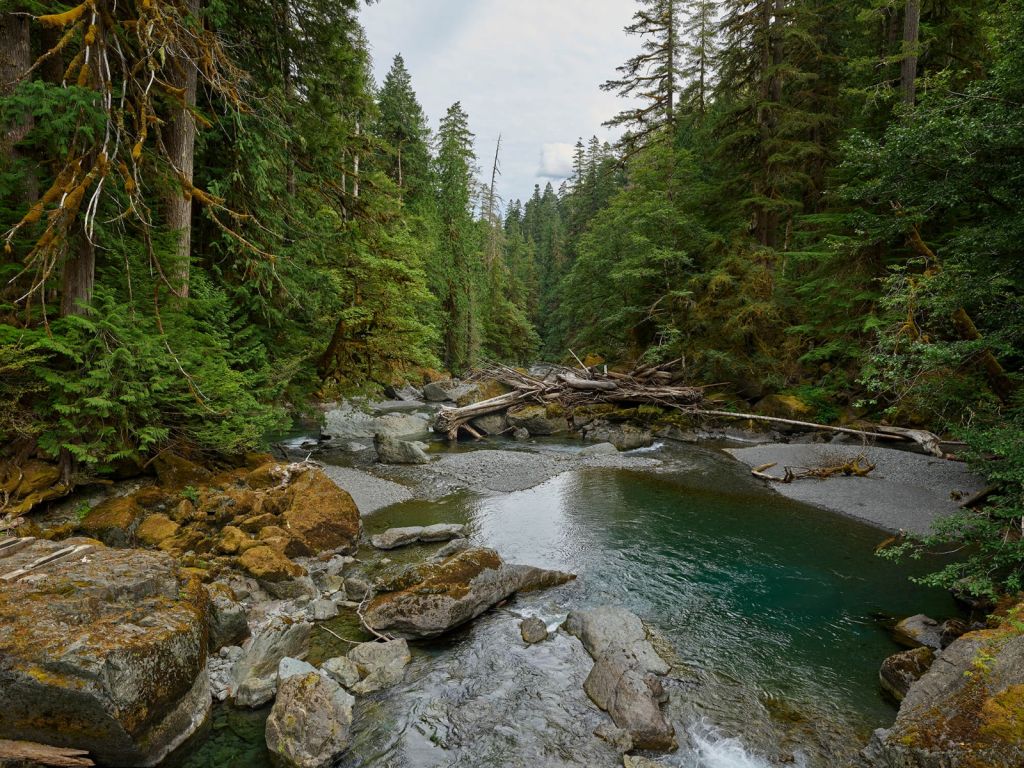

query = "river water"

[172,439,959,768]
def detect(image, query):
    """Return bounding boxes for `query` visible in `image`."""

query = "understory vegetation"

[0,0,1022,597]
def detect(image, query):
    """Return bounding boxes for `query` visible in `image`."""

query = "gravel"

[726,443,985,535]
[320,465,413,515]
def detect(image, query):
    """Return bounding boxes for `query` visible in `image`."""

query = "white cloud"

[538,143,575,179]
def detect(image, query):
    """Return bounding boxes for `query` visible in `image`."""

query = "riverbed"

[171,437,962,768]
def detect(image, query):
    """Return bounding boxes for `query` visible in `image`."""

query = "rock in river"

[520,617,549,644]
[231,617,312,708]
[362,547,575,639]
[879,647,934,702]
[564,606,676,751]
[374,434,431,465]
[893,614,943,650]
[0,539,210,767]
[265,671,354,768]
[371,523,466,550]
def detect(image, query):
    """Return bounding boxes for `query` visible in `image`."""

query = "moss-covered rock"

[136,514,180,547]
[79,496,145,547]
[280,470,360,555]
[238,546,305,583]
[753,394,814,421]
[507,405,570,436]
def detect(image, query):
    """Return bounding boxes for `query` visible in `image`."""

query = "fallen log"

[556,373,617,392]
[0,740,94,767]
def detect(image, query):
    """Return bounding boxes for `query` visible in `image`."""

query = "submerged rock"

[879,647,934,702]
[347,639,412,694]
[865,616,1024,768]
[370,523,466,550]
[565,606,676,752]
[265,671,354,768]
[374,435,431,465]
[362,547,575,639]
[520,617,549,644]
[0,540,210,767]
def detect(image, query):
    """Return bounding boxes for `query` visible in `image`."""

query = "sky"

[360,0,639,206]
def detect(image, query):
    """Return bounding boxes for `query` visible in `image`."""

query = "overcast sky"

[360,0,639,206]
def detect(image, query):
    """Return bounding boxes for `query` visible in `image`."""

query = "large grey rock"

[309,599,338,621]
[208,588,249,652]
[423,380,457,402]
[0,541,211,768]
[865,626,1024,768]
[231,618,312,708]
[320,656,361,689]
[370,523,466,550]
[322,403,375,440]
[374,435,430,465]
[471,413,508,435]
[507,405,569,436]
[363,548,575,639]
[879,647,934,702]
[278,657,317,682]
[265,672,354,768]
[893,614,943,650]
[347,639,411,694]
[371,412,430,439]
[580,442,619,457]
[564,606,675,751]
[343,576,370,601]
[583,421,654,451]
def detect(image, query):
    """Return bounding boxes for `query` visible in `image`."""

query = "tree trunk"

[1,12,36,201]
[61,233,95,316]
[901,0,921,106]
[164,0,200,299]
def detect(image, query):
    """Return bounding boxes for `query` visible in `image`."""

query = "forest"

[1,0,1022,601]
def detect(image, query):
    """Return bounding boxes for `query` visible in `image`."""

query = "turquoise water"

[171,442,959,767]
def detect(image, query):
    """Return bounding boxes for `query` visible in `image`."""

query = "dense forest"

[1,0,1022,595]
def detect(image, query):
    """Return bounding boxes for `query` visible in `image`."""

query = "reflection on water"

[173,443,959,768]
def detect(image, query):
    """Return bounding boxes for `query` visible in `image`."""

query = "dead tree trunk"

[164,0,200,299]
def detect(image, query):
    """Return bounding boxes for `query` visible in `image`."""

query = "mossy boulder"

[507,405,570,436]
[280,469,361,554]
[753,394,814,421]
[238,546,305,583]
[0,459,68,517]
[136,514,180,547]
[80,496,146,547]
[152,454,212,491]
[880,647,934,702]
[0,540,211,767]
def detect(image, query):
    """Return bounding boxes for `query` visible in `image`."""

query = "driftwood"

[751,454,877,484]
[0,740,94,767]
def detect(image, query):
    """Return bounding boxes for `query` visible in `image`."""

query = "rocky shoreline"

[1,381,1019,768]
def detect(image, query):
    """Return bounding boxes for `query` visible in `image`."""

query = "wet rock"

[520,617,548,644]
[880,647,934,702]
[363,547,575,639]
[893,614,943,650]
[348,639,411,694]
[623,756,661,768]
[371,412,430,439]
[322,403,376,440]
[321,656,361,689]
[0,541,210,767]
[594,723,633,753]
[265,672,354,768]
[343,576,370,601]
[583,422,653,451]
[374,434,431,465]
[431,538,472,560]
[135,513,180,547]
[508,404,569,436]
[580,442,619,457]
[309,599,338,621]
[512,427,530,441]
[208,585,250,652]
[279,469,361,555]
[79,496,145,547]
[565,606,675,751]
[231,618,312,708]
[371,523,466,550]
[865,618,1024,768]
[471,413,508,435]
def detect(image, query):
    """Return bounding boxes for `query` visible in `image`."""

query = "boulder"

[564,606,675,752]
[135,514,180,547]
[208,586,250,652]
[79,496,145,547]
[422,380,456,402]
[520,617,548,644]
[265,672,354,768]
[347,639,411,695]
[280,469,361,555]
[238,545,305,584]
[512,427,530,442]
[370,523,466,550]
[231,618,312,708]
[320,657,361,689]
[371,412,431,439]
[865,618,1024,768]
[470,413,508,436]
[374,435,431,465]
[0,541,210,767]
[507,405,569,436]
[278,657,317,682]
[343,576,370,601]
[322,403,375,440]
[362,547,575,639]
[879,647,934,702]
[580,442,619,457]
[309,599,338,621]
[583,422,653,451]
[893,614,943,650]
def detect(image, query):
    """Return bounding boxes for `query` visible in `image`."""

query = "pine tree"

[375,54,434,209]
[679,0,718,115]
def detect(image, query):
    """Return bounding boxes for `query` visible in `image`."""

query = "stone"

[310,599,338,621]
[153,453,213,491]
[320,657,361,689]
[583,422,653,451]
[362,547,575,639]
[507,404,569,436]
[133,513,180,547]
[880,647,934,702]
[343,577,370,601]
[231,618,312,708]
[278,657,318,682]
[580,442,619,457]
[371,412,431,439]
[208,586,250,652]
[865,616,1024,768]
[280,469,361,555]
[512,427,530,442]
[347,639,411,695]
[0,541,210,767]
[623,757,661,768]
[456,379,509,407]
[565,606,675,752]
[470,413,508,436]
[370,523,466,550]
[238,545,305,583]
[520,617,548,644]
[431,538,472,560]
[216,525,251,555]
[422,380,457,402]
[321,403,375,440]
[374,435,431,465]
[594,723,634,753]
[79,496,145,547]
[265,672,354,768]
[893,614,944,650]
